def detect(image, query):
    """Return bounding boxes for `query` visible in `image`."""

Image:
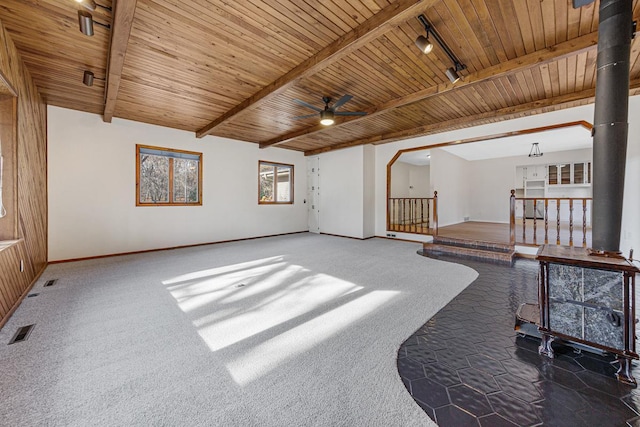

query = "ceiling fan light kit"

[293,95,366,126]
[320,110,335,126]
[416,14,466,84]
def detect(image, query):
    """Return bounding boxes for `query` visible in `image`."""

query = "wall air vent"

[8,324,35,344]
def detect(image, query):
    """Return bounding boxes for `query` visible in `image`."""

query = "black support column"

[591,0,634,253]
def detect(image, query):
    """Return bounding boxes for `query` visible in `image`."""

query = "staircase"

[418,236,515,265]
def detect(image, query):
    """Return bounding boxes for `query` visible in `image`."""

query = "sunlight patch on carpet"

[163,256,284,286]
[164,259,289,313]
[165,257,366,352]
[226,290,399,386]
[193,271,361,351]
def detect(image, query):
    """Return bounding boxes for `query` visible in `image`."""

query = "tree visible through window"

[259,161,293,204]
[137,145,202,206]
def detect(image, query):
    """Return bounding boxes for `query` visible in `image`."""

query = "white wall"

[410,165,430,198]
[429,148,471,226]
[363,144,375,238]
[390,162,410,198]
[315,144,375,239]
[317,146,365,238]
[47,106,308,261]
[47,96,640,258]
[390,162,430,198]
[621,96,640,257]
[468,148,592,223]
[374,95,640,255]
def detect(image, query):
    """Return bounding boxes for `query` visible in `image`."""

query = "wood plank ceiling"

[1,0,639,154]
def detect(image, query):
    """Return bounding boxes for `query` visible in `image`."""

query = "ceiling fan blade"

[331,94,353,111]
[334,111,367,116]
[293,113,319,119]
[293,99,322,112]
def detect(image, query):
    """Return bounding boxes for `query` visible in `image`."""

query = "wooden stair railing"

[388,191,438,236]
[509,190,592,247]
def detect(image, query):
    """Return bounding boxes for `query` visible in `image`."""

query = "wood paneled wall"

[0,18,47,329]
[0,96,18,240]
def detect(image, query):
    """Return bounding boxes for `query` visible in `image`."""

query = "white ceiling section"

[397,124,592,165]
[397,151,431,166]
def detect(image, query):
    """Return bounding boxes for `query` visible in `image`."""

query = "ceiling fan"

[293,95,367,126]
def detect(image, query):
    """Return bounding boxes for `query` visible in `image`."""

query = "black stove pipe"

[591,0,633,253]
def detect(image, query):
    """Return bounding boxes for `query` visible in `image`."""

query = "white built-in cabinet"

[548,162,591,186]
[516,162,591,189]
[515,162,592,222]
[516,165,547,188]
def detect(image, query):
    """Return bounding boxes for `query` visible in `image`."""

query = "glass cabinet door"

[560,164,571,184]
[574,163,584,184]
[548,165,558,185]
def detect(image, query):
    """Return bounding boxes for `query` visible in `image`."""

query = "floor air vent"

[9,324,35,345]
[44,279,57,287]
[27,293,39,298]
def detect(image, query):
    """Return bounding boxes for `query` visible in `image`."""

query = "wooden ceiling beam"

[103,0,137,123]
[303,78,640,156]
[263,31,600,149]
[196,0,437,139]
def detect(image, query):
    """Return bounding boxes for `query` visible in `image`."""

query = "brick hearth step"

[419,240,515,266]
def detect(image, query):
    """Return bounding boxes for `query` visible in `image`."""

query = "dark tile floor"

[397,256,640,426]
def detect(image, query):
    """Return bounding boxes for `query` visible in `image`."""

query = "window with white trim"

[259,161,293,204]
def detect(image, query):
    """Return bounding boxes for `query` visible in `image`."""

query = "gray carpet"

[0,233,477,426]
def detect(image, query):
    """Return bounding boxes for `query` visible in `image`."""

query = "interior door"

[307,157,320,233]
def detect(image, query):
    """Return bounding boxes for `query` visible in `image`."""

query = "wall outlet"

[464,216,470,222]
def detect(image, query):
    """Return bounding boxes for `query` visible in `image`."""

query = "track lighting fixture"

[75,0,112,12]
[78,10,111,36]
[415,15,467,84]
[82,70,105,87]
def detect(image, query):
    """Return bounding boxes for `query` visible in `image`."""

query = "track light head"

[414,35,433,54]
[320,110,335,126]
[82,70,105,87]
[445,67,461,83]
[83,70,95,86]
[78,10,94,36]
[75,0,97,11]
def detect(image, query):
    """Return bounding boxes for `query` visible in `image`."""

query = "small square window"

[259,161,293,204]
